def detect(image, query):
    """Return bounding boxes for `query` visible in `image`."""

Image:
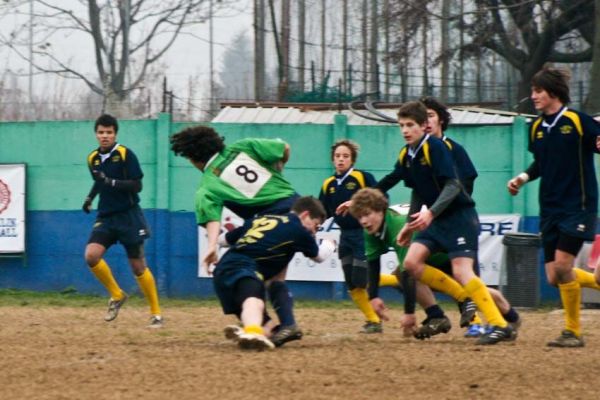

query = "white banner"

[198,208,520,286]
[0,164,26,253]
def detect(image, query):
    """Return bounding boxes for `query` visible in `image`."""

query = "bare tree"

[584,0,600,113]
[463,0,594,112]
[4,0,231,116]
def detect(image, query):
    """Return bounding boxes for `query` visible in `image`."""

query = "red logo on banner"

[0,179,11,214]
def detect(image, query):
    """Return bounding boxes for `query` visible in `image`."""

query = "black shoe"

[476,325,516,345]
[271,324,303,347]
[459,298,478,328]
[547,330,584,348]
[414,316,452,340]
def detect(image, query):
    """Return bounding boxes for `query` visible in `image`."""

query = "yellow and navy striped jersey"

[528,107,600,213]
[319,169,377,229]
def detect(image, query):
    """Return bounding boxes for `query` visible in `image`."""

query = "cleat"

[464,323,486,338]
[104,293,128,322]
[224,325,244,342]
[360,321,383,334]
[148,315,163,328]
[476,325,516,345]
[414,316,452,340]
[270,324,303,347]
[459,298,478,327]
[238,333,275,351]
[547,330,584,348]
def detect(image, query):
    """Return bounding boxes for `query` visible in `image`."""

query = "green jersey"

[364,208,408,267]
[195,138,296,224]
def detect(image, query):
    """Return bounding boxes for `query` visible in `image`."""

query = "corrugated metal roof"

[212,106,527,125]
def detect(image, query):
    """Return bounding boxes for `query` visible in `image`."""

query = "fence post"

[154,112,172,296]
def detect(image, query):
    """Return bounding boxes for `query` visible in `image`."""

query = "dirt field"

[1,299,599,400]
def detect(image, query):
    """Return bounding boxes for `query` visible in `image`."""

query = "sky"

[0,0,254,107]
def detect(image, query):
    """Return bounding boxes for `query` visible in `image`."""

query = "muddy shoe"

[271,324,303,347]
[224,325,244,342]
[104,293,128,322]
[360,321,383,334]
[459,298,478,328]
[414,316,452,340]
[238,333,275,351]
[476,325,516,345]
[547,330,584,348]
[148,315,164,329]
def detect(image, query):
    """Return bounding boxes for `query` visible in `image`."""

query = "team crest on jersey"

[345,181,357,190]
[419,157,428,166]
[111,155,121,162]
[560,125,573,135]
[328,186,336,194]
[93,160,100,166]
[536,130,544,139]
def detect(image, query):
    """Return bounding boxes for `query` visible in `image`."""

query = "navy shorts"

[213,253,265,315]
[413,207,479,260]
[338,229,366,260]
[540,211,597,261]
[88,205,150,249]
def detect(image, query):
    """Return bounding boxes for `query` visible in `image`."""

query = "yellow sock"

[574,268,600,290]
[471,314,483,326]
[244,324,264,335]
[464,277,507,328]
[419,265,468,302]
[349,288,380,323]
[135,268,161,316]
[90,259,124,300]
[379,274,399,287]
[558,280,581,336]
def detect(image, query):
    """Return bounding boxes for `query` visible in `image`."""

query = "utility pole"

[29,0,34,105]
[320,0,326,84]
[209,0,215,110]
[254,0,265,100]
[298,0,305,92]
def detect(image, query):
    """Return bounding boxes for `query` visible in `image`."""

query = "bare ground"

[1,302,599,400]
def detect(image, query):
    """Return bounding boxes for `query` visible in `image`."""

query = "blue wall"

[1,210,557,303]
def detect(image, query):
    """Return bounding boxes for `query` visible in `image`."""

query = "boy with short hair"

[213,196,333,350]
[395,102,513,345]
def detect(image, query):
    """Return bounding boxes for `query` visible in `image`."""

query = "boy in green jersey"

[349,188,477,339]
[170,126,302,344]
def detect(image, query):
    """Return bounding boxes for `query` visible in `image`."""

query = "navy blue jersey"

[528,108,600,214]
[319,168,377,229]
[397,134,474,211]
[442,136,478,195]
[221,213,319,280]
[87,144,143,216]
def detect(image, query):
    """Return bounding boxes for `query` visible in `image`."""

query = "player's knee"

[403,257,420,275]
[84,249,101,267]
[351,259,368,289]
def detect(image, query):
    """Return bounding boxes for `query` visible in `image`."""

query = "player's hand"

[335,200,352,216]
[202,246,219,276]
[92,170,110,185]
[396,225,413,246]
[82,197,92,214]
[370,297,390,321]
[406,205,433,232]
[507,176,525,196]
[400,313,417,337]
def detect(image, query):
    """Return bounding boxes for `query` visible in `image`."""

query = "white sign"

[198,207,520,285]
[0,164,26,253]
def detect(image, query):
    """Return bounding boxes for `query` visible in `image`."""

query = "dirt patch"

[1,303,598,400]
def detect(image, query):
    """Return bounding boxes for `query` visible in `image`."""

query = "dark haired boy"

[394,102,514,345]
[83,114,162,327]
[508,66,600,347]
[214,196,334,350]
[170,125,301,343]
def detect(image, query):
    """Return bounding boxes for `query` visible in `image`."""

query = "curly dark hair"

[95,114,119,133]
[420,96,452,132]
[170,126,225,163]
